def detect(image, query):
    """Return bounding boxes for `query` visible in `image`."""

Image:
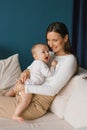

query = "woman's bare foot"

[12,116,24,122]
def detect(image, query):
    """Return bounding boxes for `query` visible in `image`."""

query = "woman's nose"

[48,42,53,47]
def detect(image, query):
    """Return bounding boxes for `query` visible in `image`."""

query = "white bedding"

[0,112,73,130]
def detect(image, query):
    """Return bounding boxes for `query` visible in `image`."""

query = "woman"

[0,22,78,120]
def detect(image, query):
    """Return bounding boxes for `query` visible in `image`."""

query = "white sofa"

[0,54,87,130]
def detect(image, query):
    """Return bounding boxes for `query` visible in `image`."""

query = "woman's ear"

[64,34,68,42]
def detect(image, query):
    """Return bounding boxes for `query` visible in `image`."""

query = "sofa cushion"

[0,54,22,89]
[50,76,77,119]
[64,76,87,128]
[50,67,87,119]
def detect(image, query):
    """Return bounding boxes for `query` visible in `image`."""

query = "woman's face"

[46,32,68,56]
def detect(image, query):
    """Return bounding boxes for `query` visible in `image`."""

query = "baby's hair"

[31,43,47,55]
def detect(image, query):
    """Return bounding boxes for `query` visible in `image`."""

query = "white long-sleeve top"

[25,54,77,96]
[25,60,55,85]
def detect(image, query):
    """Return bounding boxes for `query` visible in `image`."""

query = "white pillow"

[50,76,77,119]
[0,54,22,89]
[50,68,87,119]
[64,76,87,128]
[79,67,87,79]
[50,95,69,119]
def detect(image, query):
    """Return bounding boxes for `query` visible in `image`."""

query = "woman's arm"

[25,55,77,96]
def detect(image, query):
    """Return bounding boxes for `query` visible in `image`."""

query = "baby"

[5,43,57,122]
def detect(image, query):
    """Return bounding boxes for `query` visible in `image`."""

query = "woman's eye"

[53,39,57,42]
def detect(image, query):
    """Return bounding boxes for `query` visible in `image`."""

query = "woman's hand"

[51,60,57,67]
[20,69,30,83]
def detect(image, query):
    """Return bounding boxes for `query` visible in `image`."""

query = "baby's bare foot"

[12,116,24,122]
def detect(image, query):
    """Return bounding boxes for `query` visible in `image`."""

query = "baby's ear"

[33,54,38,60]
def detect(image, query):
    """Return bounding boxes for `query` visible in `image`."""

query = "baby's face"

[35,45,50,63]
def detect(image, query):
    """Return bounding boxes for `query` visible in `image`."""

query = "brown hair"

[46,22,72,53]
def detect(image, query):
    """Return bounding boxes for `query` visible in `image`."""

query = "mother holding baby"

[0,22,78,120]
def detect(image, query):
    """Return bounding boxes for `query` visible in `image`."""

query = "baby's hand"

[20,70,30,83]
[16,79,23,84]
[16,82,25,92]
[51,60,57,67]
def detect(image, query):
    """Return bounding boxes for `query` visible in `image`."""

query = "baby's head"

[31,43,50,63]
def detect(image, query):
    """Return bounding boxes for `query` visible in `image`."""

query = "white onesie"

[25,60,55,85]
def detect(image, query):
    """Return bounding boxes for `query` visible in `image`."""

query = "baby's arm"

[40,60,57,78]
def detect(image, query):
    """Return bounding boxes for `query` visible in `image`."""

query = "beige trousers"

[0,89,55,120]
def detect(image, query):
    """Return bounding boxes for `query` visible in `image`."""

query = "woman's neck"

[55,51,69,56]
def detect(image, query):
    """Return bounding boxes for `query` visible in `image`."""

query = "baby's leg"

[5,79,23,97]
[12,92,32,122]
[5,83,19,97]
[5,89,15,97]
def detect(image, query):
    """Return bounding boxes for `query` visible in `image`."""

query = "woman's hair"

[46,22,79,74]
[46,22,72,53]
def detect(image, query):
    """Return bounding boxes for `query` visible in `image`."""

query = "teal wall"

[0,0,73,70]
